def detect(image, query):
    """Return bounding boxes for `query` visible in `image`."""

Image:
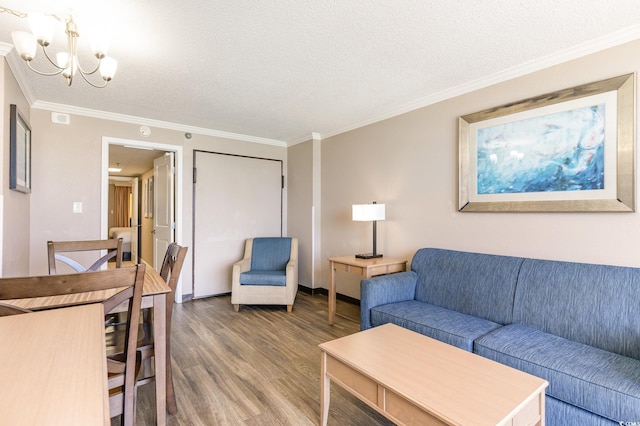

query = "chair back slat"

[48,239,123,274]
[0,267,137,300]
[160,243,189,294]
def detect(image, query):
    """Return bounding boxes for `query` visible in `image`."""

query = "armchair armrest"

[360,271,417,330]
[231,257,252,292]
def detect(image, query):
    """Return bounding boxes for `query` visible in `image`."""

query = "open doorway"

[100,137,184,298]
[107,145,162,264]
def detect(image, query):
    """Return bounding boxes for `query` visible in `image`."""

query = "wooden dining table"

[5,262,172,425]
[0,303,110,425]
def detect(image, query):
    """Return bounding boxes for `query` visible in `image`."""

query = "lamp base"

[355,253,383,259]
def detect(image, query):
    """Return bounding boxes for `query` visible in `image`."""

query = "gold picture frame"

[459,73,635,212]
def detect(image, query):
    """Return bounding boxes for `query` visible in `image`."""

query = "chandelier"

[1,6,117,88]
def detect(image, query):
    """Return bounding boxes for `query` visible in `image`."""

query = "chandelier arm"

[77,70,109,88]
[77,61,101,76]
[40,46,68,70]
[25,60,65,77]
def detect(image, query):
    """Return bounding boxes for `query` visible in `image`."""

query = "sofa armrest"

[360,271,417,330]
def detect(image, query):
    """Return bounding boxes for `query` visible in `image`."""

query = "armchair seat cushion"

[239,270,287,286]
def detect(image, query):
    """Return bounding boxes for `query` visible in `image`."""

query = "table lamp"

[352,201,385,259]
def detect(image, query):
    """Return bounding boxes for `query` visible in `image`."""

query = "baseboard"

[182,286,360,306]
[297,285,360,306]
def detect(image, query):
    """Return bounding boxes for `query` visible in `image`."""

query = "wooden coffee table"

[319,323,548,426]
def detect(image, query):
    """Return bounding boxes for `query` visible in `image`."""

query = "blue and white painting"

[476,104,605,194]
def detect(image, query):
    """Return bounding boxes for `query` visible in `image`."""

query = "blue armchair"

[231,237,298,312]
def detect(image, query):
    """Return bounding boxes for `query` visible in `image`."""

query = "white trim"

[101,136,185,302]
[2,47,37,105]
[0,41,12,56]
[6,24,640,147]
[36,101,287,147]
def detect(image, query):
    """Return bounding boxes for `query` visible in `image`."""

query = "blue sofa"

[360,248,640,425]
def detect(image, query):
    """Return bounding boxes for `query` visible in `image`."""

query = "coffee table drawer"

[326,356,378,407]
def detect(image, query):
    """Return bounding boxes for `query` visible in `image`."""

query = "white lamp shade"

[99,56,118,81]
[28,12,55,45]
[88,29,111,58]
[56,52,77,78]
[352,203,385,221]
[11,31,37,60]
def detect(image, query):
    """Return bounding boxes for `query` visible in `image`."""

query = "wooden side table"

[328,256,407,324]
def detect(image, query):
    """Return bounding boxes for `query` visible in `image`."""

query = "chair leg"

[233,304,240,312]
[167,350,178,414]
[287,305,293,313]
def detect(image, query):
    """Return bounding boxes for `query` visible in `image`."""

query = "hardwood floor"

[117,293,394,425]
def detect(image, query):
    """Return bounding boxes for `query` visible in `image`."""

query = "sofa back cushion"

[514,258,640,359]
[250,237,292,271]
[412,248,523,325]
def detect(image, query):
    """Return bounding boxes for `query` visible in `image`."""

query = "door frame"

[100,136,184,301]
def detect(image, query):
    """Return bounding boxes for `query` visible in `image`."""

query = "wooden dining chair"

[110,243,188,415]
[0,265,145,426]
[47,238,123,274]
[140,243,188,414]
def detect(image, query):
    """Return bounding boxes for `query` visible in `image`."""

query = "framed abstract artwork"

[459,73,635,212]
[9,104,31,194]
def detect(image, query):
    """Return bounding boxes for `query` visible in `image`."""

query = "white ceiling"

[1,1,640,145]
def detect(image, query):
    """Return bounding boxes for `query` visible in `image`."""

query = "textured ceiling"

[1,1,640,145]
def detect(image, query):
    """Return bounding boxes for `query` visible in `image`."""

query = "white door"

[130,177,139,263]
[153,153,175,271]
[193,152,282,298]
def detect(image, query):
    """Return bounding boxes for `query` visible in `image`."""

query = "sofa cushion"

[250,237,291,271]
[514,258,640,359]
[239,271,286,286]
[411,248,523,325]
[370,300,503,351]
[474,324,640,422]
[546,397,617,426]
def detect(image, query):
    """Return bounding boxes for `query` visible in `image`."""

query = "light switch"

[73,202,83,213]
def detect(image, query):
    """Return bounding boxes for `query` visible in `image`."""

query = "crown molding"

[0,42,37,104]
[0,41,12,56]
[31,101,288,147]
[1,38,286,147]
[318,24,640,141]
[7,24,640,147]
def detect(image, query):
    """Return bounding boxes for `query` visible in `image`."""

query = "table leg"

[153,294,167,425]
[328,262,337,325]
[320,351,330,426]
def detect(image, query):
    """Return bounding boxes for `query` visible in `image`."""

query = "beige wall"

[2,59,30,277]
[27,110,287,298]
[287,140,313,287]
[318,39,640,299]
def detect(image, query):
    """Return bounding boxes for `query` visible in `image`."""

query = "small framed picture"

[9,104,31,194]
